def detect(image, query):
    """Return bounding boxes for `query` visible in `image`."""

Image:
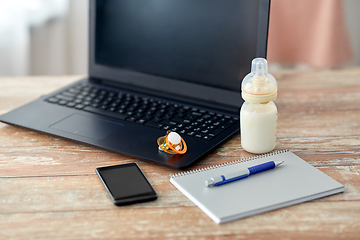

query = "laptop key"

[193,127,201,132]
[152,117,162,123]
[75,104,85,110]
[127,117,137,122]
[62,92,76,98]
[66,102,76,108]
[83,106,127,120]
[179,129,187,134]
[207,133,216,139]
[203,135,214,141]
[136,119,147,124]
[209,130,221,137]
[201,129,210,134]
[187,131,195,136]
[47,98,58,103]
[68,88,81,94]
[145,121,163,128]
[196,118,205,122]
[163,125,171,130]
[58,100,68,105]
[191,112,202,116]
[160,120,177,125]
[56,95,73,101]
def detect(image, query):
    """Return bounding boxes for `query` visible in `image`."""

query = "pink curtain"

[267,0,353,69]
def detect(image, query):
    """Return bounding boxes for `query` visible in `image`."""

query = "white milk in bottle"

[240,58,278,154]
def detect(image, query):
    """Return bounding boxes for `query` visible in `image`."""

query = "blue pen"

[205,160,284,187]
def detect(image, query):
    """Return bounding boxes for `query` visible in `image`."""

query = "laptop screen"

[94,0,264,93]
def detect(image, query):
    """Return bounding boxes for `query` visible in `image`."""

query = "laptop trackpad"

[50,114,124,140]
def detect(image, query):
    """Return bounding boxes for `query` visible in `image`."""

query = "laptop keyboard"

[45,83,239,141]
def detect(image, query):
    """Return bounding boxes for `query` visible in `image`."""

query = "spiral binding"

[170,149,289,178]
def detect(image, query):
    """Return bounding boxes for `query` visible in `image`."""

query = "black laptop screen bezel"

[88,0,270,113]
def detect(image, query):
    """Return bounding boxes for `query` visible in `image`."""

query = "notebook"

[170,150,344,223]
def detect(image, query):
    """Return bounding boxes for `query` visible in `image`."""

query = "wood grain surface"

[1,69,360,239]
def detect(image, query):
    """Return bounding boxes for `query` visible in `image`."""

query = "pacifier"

[157,131,187,154]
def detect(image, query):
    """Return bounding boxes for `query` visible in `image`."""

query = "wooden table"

[1,69,359,239]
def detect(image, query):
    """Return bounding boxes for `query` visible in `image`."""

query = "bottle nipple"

[252,58,268,79]
[241,58,277,103]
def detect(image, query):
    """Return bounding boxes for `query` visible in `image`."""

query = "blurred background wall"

[0,0,359,76]
[268,0,360,70]
[0,0,88,76]
[29,0,88,76]
[340,0,360,67]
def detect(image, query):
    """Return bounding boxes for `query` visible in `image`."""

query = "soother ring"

[157,131,187,154]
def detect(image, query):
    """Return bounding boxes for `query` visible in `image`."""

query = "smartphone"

[96,163,157,206]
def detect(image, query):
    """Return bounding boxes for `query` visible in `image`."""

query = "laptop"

[0,0,270,169]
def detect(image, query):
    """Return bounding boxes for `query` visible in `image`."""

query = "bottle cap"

[241,58,277,103]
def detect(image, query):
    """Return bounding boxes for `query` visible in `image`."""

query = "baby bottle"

[240,58,278,154]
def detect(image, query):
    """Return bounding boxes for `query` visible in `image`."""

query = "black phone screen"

[96,163,157,205]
